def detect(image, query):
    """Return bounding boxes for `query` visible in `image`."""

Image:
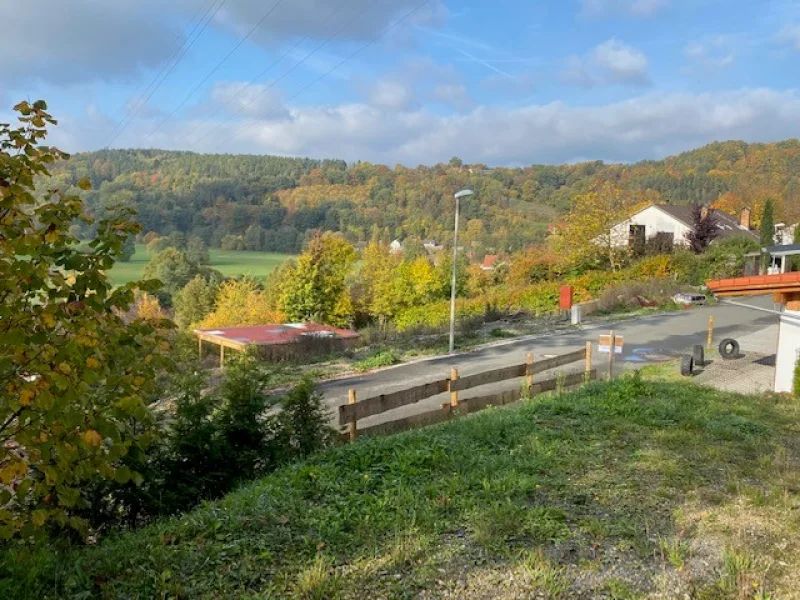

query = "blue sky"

[3,0,800,165]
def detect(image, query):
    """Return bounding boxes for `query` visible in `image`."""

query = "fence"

[339,343,597,441]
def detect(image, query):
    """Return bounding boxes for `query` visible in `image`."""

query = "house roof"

[764,244,800,257]
[194,323,359,348]
[647,205,758,241]
[481,254,499,269]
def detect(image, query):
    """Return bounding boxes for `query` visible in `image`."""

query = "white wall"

[775,311,800,393]
[609,206,691,249]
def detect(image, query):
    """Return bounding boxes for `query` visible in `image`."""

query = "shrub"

[81,357,335,530]
[595,279,683,314]
[354,350,400,372]
[794,356,800,399]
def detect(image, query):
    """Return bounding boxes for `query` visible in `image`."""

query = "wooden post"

[585,341,593,383]
[348,389,358,442]
[707,316,715,350]
[450,367,459,408]
[525,352,534,393]
[198,337,203,359]
[220,344,225,369]
[608,330,616,381]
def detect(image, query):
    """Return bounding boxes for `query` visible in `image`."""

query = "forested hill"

[51,140,800,254]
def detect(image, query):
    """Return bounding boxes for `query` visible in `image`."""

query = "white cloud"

[0,0,448,87]
[580,0,670,17]
[560,39,650,87]
[210,82,290,120]
[42,88,800,168]
[0,1,181,86]
[778,25,800,51]
[368,79,416,111]
[432,84,472,111]
[211,0,447,45]
[684,38,735,69]
[591,39,650,84]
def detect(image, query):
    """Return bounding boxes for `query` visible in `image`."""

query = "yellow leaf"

[0,461,28,485]
[42,313,56,328]
[31,510,48,528]
[82,430,103,447]
[133,376,145,387]
[77,177,92,191]
[19,388,35,406]
[86,357,100,370]
[58,363,71,375]
[44,231,58,244]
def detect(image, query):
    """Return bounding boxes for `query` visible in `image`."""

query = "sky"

[3,0,800,166]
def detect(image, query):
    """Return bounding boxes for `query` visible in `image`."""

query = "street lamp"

[449,189,474,354]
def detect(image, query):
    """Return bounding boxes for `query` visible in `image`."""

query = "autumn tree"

[0,101,169,537]
[173,275,218,328]
[559,183,641,271]
[199,278,283,329]
[687,205,719,254]
[186,235,210,265]
[360,240,401,323]
[760,199,775,270]
[279,232,356,327]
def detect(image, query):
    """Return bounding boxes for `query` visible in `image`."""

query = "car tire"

[693,344,705,367]
[718,338,740,360]
[681,354,695,377]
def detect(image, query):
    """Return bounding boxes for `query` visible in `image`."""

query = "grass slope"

[4,378,800,599]
[107,244,294,286]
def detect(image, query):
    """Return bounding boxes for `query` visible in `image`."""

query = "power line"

[99,0,213,149]
[217,0,433,152]
[182,0,349,146]
[194,5,363,150]
[103,0,228,149]
[143,0,287,143]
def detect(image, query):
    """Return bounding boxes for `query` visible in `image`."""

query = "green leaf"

[77,177,92,191]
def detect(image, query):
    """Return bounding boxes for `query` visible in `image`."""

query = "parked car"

[673,293,707,306]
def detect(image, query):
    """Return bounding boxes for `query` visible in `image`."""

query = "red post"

[559,285,574,311]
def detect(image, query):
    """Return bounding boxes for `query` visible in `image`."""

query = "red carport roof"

[707,272,800,297]
[194,323,359,347]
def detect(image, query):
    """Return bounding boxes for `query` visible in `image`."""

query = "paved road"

[320,296,778,429]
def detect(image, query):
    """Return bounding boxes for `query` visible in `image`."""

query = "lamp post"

[449,189,474,354]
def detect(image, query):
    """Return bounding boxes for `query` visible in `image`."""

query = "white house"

[389,239,403,255]
[608,205,757,249]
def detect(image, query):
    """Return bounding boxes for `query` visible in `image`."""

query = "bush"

[81,357,335,530]
[794,357,800,399]
[594,279,684,314]
[354,350,400,372]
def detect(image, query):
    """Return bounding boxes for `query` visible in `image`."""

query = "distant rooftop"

[194,323,359,349]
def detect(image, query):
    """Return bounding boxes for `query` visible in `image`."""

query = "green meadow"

[107,244,295,286]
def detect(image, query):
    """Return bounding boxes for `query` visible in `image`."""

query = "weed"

[294,555,342,600]
[490,327,515,338]
[658,536,691,570]
[520,549,569,597]
[354,350,400,372]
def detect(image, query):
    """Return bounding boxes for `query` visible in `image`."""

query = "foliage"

[79,356,334,529]
[559,182,647,271]
[186,236,210,265]
[172,275,218,329]
[142,247,222,306]
[759,199,775,248]
[354,350,400,372]
[280,232,357,327]
[119,236,135,262]
[197,277,283,329]
[687,204,719,253]
[794,355,800,399]
[5,379,797,598]
[0,101,169,538]
[134,292,166,322]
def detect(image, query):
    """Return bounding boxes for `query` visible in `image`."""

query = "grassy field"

[5,377,800,599]
[107,244,295,286]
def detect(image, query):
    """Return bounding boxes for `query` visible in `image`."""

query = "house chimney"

[740,207,752,230]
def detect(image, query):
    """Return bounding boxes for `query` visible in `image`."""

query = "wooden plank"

[339,370,598,442]
[449,363,527,392]
[351,405,453,438]
[529,348,587,376]
[347,389,357,442]
[338,379,449,424]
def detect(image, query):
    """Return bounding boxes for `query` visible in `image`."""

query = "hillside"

[49,140,800,256]
[5,378,799,599]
